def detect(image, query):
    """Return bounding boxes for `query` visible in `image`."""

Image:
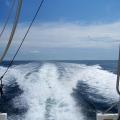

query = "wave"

[0,62,118,120]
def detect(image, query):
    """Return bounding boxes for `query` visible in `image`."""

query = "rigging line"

[103,101,119,114]
[117,45,120,120]
[116,46,120,95]
[1,0,45,77]
[0,0,23,63]
[0,0,16,39]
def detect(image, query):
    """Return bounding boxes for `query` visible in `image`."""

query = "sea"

[0,60,119,120]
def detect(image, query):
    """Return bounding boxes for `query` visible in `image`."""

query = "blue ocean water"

[0,60,118,120]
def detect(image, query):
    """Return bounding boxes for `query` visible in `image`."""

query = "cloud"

[0,21,120,51]
[30,50,40,54]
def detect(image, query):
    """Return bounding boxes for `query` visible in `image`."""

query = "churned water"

[0,60,118,120]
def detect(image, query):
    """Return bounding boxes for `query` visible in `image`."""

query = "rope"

[0,0,16,40]
[0,0,45,80]
[103,101,119,114]
[116,45,120,120]
[0,0,23,63]
[116,46,120,95]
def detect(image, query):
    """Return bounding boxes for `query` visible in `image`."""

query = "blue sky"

[0,0,120,60]
[1,0,120,23]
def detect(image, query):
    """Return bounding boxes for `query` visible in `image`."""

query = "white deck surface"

[97,113,118,120]
[0,113,7,120]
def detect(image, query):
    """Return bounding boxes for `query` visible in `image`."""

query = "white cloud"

[0,21,120,50]
[30,50,40,54]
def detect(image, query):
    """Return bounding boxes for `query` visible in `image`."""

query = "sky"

[0,0,120,60]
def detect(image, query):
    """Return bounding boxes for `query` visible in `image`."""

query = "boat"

[0,0,119,120]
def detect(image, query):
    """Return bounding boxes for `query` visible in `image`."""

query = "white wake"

[0,62,118,120]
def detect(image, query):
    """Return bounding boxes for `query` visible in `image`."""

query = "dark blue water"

[0,60,118,120]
